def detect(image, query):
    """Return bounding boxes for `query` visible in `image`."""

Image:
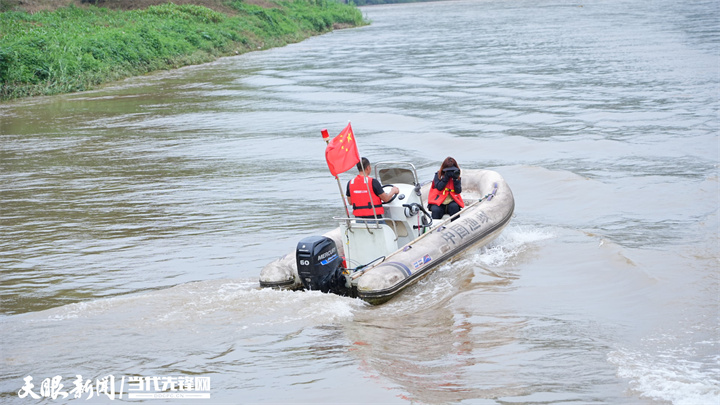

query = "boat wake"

[23,279,361,335]
[608,335,720,405]
[12,225,555,336]
[363,224,556,313]
[472,225,556,268]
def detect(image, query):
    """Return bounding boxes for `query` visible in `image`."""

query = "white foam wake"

[608,340,720,405]
[35,279,362,329]
[472,225,555,267]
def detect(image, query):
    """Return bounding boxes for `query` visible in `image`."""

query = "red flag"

[325,123,360,177]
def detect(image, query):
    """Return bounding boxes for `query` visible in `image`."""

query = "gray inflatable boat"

[259,163,514,305]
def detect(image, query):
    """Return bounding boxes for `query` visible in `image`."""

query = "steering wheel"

[383,184,397,203]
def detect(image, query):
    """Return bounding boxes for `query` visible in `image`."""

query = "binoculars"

[443,167,460,178]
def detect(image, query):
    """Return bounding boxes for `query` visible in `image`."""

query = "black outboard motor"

[296,236,349,295]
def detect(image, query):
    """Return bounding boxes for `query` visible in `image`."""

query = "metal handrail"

[334,217,401,241]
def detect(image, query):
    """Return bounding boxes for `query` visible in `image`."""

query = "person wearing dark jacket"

[428,157,465,220]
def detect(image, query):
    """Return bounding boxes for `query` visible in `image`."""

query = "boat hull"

[354,169,514,304]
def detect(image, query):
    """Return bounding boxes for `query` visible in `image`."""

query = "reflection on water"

[1,0,718,403]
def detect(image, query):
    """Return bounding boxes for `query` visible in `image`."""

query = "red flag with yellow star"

[325,123,360,177]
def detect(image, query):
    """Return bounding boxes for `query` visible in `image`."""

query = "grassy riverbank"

[0,0,366,100]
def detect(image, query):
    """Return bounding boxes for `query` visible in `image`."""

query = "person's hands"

[444,167,460,179]
[392,186,400,195]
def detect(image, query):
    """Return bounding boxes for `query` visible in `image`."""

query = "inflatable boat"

[259,162,514,305]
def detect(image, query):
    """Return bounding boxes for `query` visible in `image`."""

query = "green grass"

[0,0,366,100]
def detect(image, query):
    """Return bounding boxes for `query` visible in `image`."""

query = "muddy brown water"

[1,0,718,403]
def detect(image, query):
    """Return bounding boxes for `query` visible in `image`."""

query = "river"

[1,0,718,403]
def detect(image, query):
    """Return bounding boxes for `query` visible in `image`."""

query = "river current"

[1,0,718,403]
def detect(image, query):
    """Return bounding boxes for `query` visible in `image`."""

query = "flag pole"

[322,129,352,218]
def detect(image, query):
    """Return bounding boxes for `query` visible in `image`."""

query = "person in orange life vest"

[346,157,399,219]
[428,157,465,220]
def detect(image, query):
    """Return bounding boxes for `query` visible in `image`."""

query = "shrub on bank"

[0,0,366,100]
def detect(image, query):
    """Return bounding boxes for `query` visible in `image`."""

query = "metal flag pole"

[322,129,351,219]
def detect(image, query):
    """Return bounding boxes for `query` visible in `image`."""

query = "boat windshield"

[375,163,418,186]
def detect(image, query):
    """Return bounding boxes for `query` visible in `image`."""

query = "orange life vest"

[428,177,465,208]
[349,175,384,217]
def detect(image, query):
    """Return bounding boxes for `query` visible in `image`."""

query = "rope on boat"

[479,182,499,202]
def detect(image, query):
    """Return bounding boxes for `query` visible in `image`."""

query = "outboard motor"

[296,236,349,295]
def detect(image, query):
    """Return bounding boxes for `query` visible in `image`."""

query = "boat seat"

[341,221,399,269]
